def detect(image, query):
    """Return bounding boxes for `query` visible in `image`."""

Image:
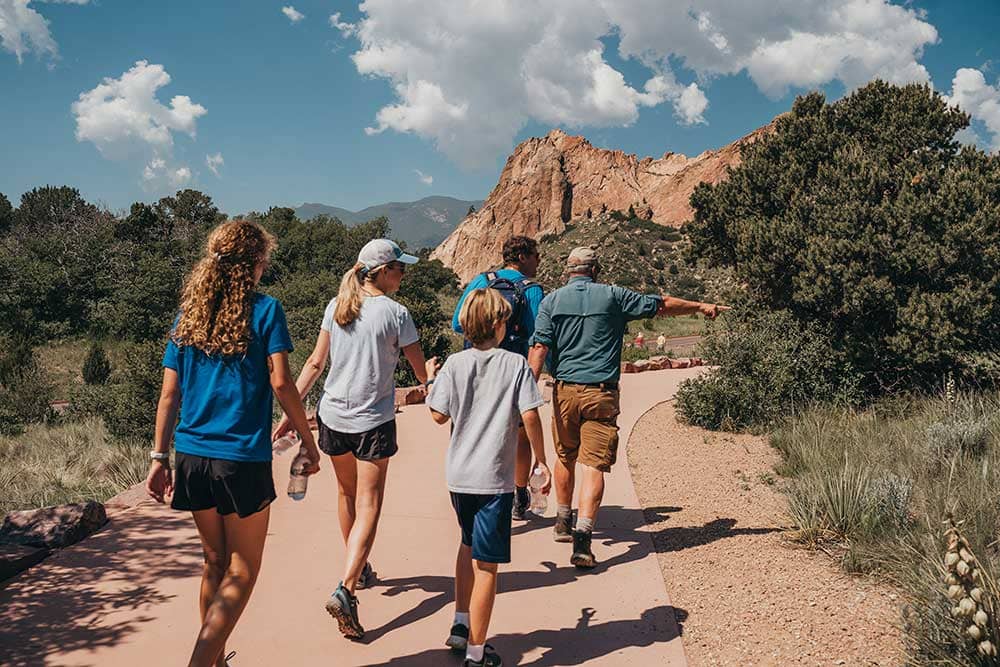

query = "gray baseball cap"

[567,246,599,269]
[357,239,419,270]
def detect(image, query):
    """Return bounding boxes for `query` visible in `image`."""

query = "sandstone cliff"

[432,124,773,283]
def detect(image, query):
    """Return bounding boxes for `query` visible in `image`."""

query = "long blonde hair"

[172,219,276,356]
[334,262,384,327]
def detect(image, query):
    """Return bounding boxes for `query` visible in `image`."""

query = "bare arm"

[429,408,450,425]
[272,329,330,440]
[146,368,180,502]
[528,343,548,381]
[402,342,433,385]
[269,351,321,472]
[658,296,730,319]
[521,408,551,494]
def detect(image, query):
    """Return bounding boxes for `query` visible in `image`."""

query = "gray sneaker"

[356,562,377,590]
[464,644,502,666]
[553,511,574,543]
[325,582,364,639]
[446,622,469,651]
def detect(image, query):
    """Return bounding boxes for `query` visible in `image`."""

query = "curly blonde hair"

[172,219,276,356]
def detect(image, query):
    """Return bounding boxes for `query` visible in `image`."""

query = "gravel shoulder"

[628,401,904,666]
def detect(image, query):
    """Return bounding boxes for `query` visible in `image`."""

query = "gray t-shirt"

[427,347,545,494]
[319,295,419,433]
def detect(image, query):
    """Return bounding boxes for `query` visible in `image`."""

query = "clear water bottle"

[273,432,300,455]
[287,446,311,501]
[528,465,549,514]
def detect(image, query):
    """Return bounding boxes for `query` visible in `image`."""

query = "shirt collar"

[568,276,594,284]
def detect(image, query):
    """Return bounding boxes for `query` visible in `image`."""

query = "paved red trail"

[0,369,699,666]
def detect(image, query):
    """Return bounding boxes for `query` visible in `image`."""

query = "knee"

[338,487,356,506]
[202,550,227,580]
[473,560,498,575]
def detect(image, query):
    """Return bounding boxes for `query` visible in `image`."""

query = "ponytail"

[334,262,367,327]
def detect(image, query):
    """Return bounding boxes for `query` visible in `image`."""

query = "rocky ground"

[629,402,904,666]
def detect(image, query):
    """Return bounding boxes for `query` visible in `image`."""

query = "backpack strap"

[485,271,498,282]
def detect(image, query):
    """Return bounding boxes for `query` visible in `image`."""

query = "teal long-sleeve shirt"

[530,277,662,383]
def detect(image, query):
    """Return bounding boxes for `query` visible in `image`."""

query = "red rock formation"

[432,124,774,283]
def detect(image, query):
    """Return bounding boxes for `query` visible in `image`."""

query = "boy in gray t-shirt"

[427,288,550,667]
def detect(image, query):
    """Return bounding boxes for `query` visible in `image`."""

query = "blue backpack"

[465,271,535,355]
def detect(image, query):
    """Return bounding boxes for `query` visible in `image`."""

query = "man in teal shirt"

[453,236,545,520]
[528,246,728,568]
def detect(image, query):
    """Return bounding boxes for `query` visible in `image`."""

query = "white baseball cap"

[357,238,419,271]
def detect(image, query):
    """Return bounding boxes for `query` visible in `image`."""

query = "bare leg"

[468,560,499,646]
[330,453,358,546]
[454,543,474,613]
[191,510,229,667]
[341,457,389,594]
[554,457,575,508]
[187,506,270,667]
[514,426,531,489]
[577,465,605,523]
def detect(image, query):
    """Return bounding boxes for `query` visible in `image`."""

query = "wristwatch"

[150,451,170,461]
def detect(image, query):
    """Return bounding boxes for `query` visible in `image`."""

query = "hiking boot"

[553,511,573,542]
[512,487,530,521]
[570,530,596,569]
[356,562,377,590]
[445,622,469,651]
[325,582,364,639]
[464,644,502,667]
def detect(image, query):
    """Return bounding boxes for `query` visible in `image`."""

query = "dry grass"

[0,417,147,513]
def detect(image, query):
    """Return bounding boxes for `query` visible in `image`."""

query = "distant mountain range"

[294,196,483,251]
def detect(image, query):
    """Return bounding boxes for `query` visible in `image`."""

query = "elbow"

[271,380,295,395]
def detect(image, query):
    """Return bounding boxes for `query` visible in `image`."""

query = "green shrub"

[675,308,861,431]
[0,336,53,435]
[72,341,163,442]
[82,344,112,385]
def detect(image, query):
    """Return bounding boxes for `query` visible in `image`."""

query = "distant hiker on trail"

[634,331,645,349]
[452,235,544,522]
[146,219,321,667]
[656,333,666,352]
[527,247,729,568]
[272,238,437,640]
[428,288,550,667]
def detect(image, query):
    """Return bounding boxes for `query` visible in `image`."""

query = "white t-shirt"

[427,347,545,494]
[319,295,419,433]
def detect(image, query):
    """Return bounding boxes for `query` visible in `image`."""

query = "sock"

[516,485,529,504]
[557,504,572,520]
[576,516,594,533]
[466,643,485,662]
[454,611,470,627]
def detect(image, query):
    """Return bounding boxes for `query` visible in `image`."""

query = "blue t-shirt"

[163,293,294,462]
[452,269,545,345]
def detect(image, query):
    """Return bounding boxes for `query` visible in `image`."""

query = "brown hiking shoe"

[570,530,596,568]
[553,511,573,543]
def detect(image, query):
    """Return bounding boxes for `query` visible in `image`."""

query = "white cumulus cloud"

[282,6,304,24]
[946,68,1000,153]
[414,169,433,186]
[0,0,89,63]
[346,0,938,166]
[206,152,224,177]
[329,12,355,37]
[73,60,205,192]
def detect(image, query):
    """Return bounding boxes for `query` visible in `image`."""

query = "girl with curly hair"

[272,238,438,640]
[145,219,321,667]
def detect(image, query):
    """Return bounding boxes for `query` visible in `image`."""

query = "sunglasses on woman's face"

[387,261,406,273]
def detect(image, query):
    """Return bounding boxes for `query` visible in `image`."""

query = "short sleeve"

[515,361,545,414]
[163,338,180,370]
[426,363,453,416]
[529,295,555,347]
[321,299,336,332]
[398,305,419,347]
[262,298,294,355]
[452,274,486,333]
[525,283,545,321]
[614,286,662,322]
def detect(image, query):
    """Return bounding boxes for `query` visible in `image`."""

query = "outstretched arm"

[658,296,730,319]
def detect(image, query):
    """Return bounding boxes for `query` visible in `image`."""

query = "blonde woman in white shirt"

[273,238,437,640]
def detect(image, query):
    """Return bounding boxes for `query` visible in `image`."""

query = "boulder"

[0,543,50,582]
[0,500,108,549]
[395,386,426,406]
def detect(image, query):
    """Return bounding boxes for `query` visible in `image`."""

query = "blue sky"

[1,0,998,216]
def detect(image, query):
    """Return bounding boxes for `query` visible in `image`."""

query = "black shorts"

[316,413,398,460]
[171,452,276,518]
[450,492,513,563]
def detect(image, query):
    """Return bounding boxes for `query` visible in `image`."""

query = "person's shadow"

[361,604,689,666]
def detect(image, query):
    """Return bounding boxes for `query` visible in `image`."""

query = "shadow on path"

[363,605,689,667]
[0,507,200,667]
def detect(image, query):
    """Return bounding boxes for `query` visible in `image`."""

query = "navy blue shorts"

[450,492,513,563]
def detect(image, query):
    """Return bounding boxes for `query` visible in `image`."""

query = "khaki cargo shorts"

[551,381,621,472]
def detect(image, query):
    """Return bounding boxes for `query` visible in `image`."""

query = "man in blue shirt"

[528,246,728,568]
[453,236,544,520]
